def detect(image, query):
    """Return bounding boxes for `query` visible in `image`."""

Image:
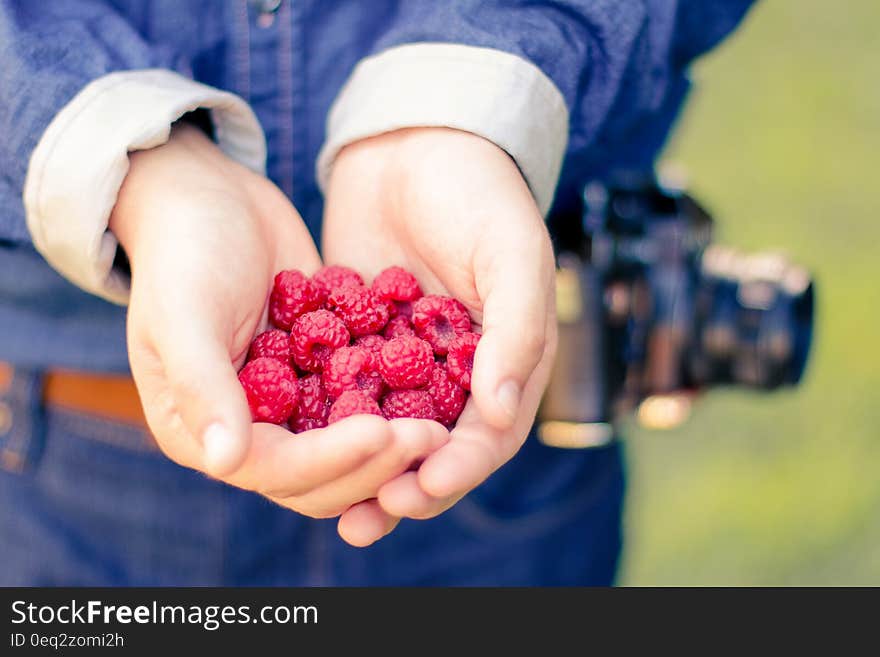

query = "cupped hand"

[111,124,445,545]
[323,127,558,542]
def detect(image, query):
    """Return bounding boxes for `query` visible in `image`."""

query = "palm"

[324,202,479,318]
[162,200,307,352]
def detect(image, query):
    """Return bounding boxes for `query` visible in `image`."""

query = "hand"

[323,127,558,541]
[111,124,445,545]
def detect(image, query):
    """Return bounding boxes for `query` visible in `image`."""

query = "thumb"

[158,319,253,477]
[470,238,555,429]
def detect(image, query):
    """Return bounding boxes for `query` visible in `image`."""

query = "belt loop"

[0,366,47,474]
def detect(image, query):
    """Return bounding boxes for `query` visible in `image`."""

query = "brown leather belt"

[0,363,149,428]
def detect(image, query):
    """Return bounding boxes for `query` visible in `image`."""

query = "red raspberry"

[312,265,364,300]
[372,266,420,319]
[247,329,290,363]
[372,266,422,306]
[381,389,436,421]
[328,390,382,423]
[411,294,471,355]
[450,297,471,321]
[354,334,386,356]
[446,332,480,390]
[383,315,415,339]
[290,373,331,428]
[327,285,390,337]
[393,300,415,320]
[238,357,299,424]
[323,346,384,401]
[379,335,433,389]
[290,309,350,373]
[423,363,467,426]
[269,270,322,330]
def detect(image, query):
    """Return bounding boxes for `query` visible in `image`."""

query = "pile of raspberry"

[237,265,479,432]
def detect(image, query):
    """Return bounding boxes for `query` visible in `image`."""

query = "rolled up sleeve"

[0,1,265,304]
[24,70,264,305]
[317,43,568,216]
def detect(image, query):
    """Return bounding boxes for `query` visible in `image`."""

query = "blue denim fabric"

[0,0,755,369]
[0,368,624,585]
[0,0,751,585]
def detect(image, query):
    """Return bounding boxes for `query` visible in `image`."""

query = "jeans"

[0,368,625,586]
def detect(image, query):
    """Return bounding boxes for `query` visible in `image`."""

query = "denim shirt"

[0,0,754,372]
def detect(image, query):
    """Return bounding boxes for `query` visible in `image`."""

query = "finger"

[270,205,324,275]
[155,317,254,477]
[226,415,392,497]
[378,471,460,520]
[471,229,555,429]
[277,418,448,518]
[417,325,555,500]
[128,343,205,470]
[337,499,400,547]
[418,418,506,499]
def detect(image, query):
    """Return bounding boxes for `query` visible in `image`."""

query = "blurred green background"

[619,0,880,585]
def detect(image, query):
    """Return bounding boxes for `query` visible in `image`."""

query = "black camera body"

[537,173,815,448]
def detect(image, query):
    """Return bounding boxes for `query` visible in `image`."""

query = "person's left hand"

[323,127,558,545]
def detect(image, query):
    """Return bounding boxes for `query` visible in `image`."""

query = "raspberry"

[423,363,467,426]
[290,373,331,428]
[383,315,415,339]
[379,335,433,389]
[411,294,471,355]
[243,265,480,425]
[290,309,350,373]
[354,334,386,356]
[446,332,480,390]
[372,266,422,303]
[246,329,290,363]
[312,265,364,300]
[327,285,390,337]
[381,389,436,421]
[238,357,299,424]
[328,390,382,423]
[269,270,322,330]
[372,267,421,320]
[393,300,415,320]
[323,346,384,401]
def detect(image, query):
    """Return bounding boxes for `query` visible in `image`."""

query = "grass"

[618,0,880,585]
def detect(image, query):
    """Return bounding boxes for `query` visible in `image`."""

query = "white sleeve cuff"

[316,43,569,216]
[23,69,267,305]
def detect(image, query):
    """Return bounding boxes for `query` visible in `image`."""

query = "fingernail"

[202,422,240,476]
[495,380,521,422]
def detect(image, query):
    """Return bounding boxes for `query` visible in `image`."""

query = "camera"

[537,172,815,448]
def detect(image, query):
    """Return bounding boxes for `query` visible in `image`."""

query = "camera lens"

[691,246,814,389]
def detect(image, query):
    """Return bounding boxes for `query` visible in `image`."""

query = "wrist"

[109,122,246,259]
[332,126,517,196]
[340,126,502,163]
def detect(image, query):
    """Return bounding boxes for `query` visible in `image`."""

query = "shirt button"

[253,0,282,27]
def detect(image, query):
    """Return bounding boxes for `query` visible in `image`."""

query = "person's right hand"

[110,123,446,544]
